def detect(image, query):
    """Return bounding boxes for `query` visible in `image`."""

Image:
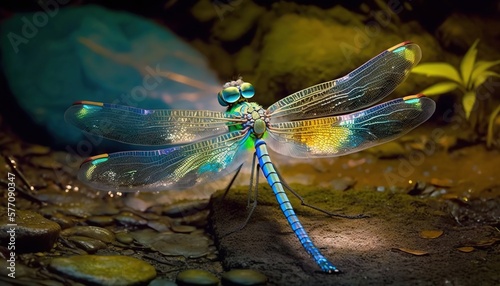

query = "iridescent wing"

[77,131,251,192]
[64,101,240,145]
[266,95,435,158]
[267,42,421,121]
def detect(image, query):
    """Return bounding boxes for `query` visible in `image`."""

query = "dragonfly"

[65,41,435,273]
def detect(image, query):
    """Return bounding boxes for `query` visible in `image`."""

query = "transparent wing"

[78,131,251,192]
[267,42,421,121]
[266,95,435,158]
[65,101,240,145]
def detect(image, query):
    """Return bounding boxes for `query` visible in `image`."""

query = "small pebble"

[149,233,210,258]
[90,204,120,216]
[221,269,268,286]
[148,278,178,286]
[115,232,134,244]
[61,226,115,243]
[172,225,197,233]
[176,269,219,286]
[50,213,76,229]
[49,255,156,285]
[67,236,107,253]
[114,213,148,226]
[147,219,172,232]
[87,215,114,226]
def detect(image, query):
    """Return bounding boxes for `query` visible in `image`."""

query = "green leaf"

[473,71,500,89]
[471,60,500,82]
[420,81,460,96]
[487,105,500,148]
[460,39,479,88]
[462,91,476,120]
[412,63,462,84]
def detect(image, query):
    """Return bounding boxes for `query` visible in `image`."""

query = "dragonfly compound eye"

[240,82,255,99]
[220,86,240,104]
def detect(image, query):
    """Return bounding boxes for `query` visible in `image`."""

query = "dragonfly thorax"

[232,101,269,138]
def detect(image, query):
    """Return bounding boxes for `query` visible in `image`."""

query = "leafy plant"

[487,105,500,148]
[411,39,500,144]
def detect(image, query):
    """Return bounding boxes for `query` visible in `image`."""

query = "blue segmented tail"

[254,139,339,273]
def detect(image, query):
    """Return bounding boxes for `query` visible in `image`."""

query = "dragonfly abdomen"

[254,139,339,273]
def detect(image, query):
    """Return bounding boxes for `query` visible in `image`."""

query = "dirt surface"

[211,180,499,285]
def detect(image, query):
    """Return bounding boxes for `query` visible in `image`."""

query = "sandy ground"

[210,184,499,285]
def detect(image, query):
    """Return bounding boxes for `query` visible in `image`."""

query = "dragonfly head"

[218,79,255,107]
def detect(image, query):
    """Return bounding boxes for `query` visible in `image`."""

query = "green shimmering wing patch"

[267,95,435,158]
[78,131,250,192]
[65,101,241,145]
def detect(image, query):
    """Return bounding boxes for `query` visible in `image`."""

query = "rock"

[149,277,178,286]
[0,5,221,147]
[151,233,210,258]
[67,236,107,253]
[330,177,356,191]
[50,213,77,229]
[171,225,197,234]
[147,217,172,232]
[0,208,60,253]
[221,269,268,286]
[86,215,115,226]
[211,1,265,41]
[114,212,148,226]
[176,269,219,286]
[191,0,219,22]
[115,232,134,245]
[90,204,121,216]
[61,226,115,243]
[49,255,156,285]
[254,10,401,106]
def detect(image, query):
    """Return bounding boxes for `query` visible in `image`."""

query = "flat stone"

[114,213,148,226]
[176,269,219,286]
[87,215,115,226]
[171,225,197,234]
[115,232,134,244]
[61,226,115,243]
[49,255,156,285]
[221,269,268,286]
[0,207,60,253]
[67,236,107,254]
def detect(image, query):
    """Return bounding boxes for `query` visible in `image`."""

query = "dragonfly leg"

[221,164,244,200]
[274,166,368,219]
[223,155,260,237]
[246,153,258,208]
